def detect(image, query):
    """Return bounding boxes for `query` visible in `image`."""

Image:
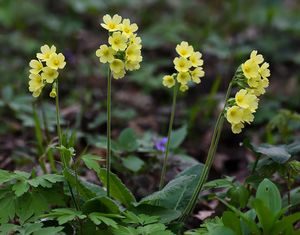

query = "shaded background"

[1,0,300,221]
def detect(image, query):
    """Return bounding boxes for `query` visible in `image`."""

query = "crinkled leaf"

[88,213,119,228]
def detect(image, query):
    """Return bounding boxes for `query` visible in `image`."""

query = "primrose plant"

[95,14,142,197]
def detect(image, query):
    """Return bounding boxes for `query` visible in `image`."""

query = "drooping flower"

[162,75,175,88]
[96,45,116,63]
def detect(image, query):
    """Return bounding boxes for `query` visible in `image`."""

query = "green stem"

[179,81,233,222]
[55,81,79,211]
[159,83,178,190]
[106,68,112,197]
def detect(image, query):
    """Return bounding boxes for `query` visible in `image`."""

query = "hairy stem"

[179,81,233,222]
[106,68,112,197]
[159,83,178,190]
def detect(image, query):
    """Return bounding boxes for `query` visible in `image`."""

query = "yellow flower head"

[250,50,264,65]
[250,78,269,96]
[29,59,43,74]
[112,68,126,79]
[129,34,142,48]
[37,45,56,62]
[120,19,138,38]
[247,75,261,88]
[110,59,124,74]
[189,52,203,67]
[96,45,116,63]
[162,75,175,88]
[126,44,141,62]
[177,72,191,85]
[242,58,259,79]
[176,41,194,58]
[259,62,270,79]
[125,60,141,71]
[46,53,66,70]
[29,74,44,95]
[108,32,127,51]
[226,106,243,124]
[231,123,244,134]
[49,87,57,98]
[41,67,59,83]
[191,67,205,84]
[180,84,189,92]
[173,57,192,72]
[101,14,122,31]
[235,89,258,112]
[29,44,65,98]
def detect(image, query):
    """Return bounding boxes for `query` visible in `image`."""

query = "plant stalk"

[159,83,178,190]
[106,68,112,197]
[179,81,233,222]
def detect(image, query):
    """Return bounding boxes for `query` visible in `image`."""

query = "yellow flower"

[176,72,191,85]
[120,19,138,37]
[108,32,127,51]
[173,57,191,72]
[235,89,258,112]
[176,41,194,58]
[112,68,126,79]
[242,108,254,124]
[46,53,66,70]
[101,14,122,31]
[250,50,264,65]
[126,44,141,61]
[251,78,269,96]
[110,59,125,74]
[189,52,203,67]
[247,75,261,88]
[37,45,56,61]
[96,45,116,63]
[191,67,204,84]
[29,74,44,96]
[231,123,244,134]
[41,67,59,83]
[49,87,57,98]
[180,84,189,92]
[226,106,243,124]
[129,34,142,48]
[259,62,270,79]
[242,59,259,79]
[29,59,43,74]
[162,75,175,88]
[125,60,141,71]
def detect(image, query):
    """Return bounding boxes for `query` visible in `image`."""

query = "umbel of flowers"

[28,45,66,98]
[225,50,270,134]
[96,14,142,79]
[162,41,205,92]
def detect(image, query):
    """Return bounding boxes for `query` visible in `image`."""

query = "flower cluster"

[226,50,270,134]
[162,41,204,92]
[96,14,142,79]
[28,45,66,98]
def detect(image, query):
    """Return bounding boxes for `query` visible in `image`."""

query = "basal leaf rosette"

[162,41,205,92]
[225,50,271,134]
[28,45,66,98]
[96,14,142,79]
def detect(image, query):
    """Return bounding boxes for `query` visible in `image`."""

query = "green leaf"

[112,225,138,235]
[222,211,242,235]
[63,168,106,200]
[122,155,145,172]
[118,128,139,152]
[98,168,136,207]
[28,174,64,188]
[44,208,86,225]
[169,125,187,149]
[136,223,175,235]
[0,170,16,184]
[12,180,30,197]
[0,195,16,223]
[256,179,281,214]
[33,226,64,235]
[82,196,121,214]
[123,211,159,225]
[88,213,119,228]
[255,144,291,163]
[82,154,103,173]
[140,164,203,212]
[251,198,274,234]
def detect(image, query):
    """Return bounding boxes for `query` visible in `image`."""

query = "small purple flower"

[155,137,168,152]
